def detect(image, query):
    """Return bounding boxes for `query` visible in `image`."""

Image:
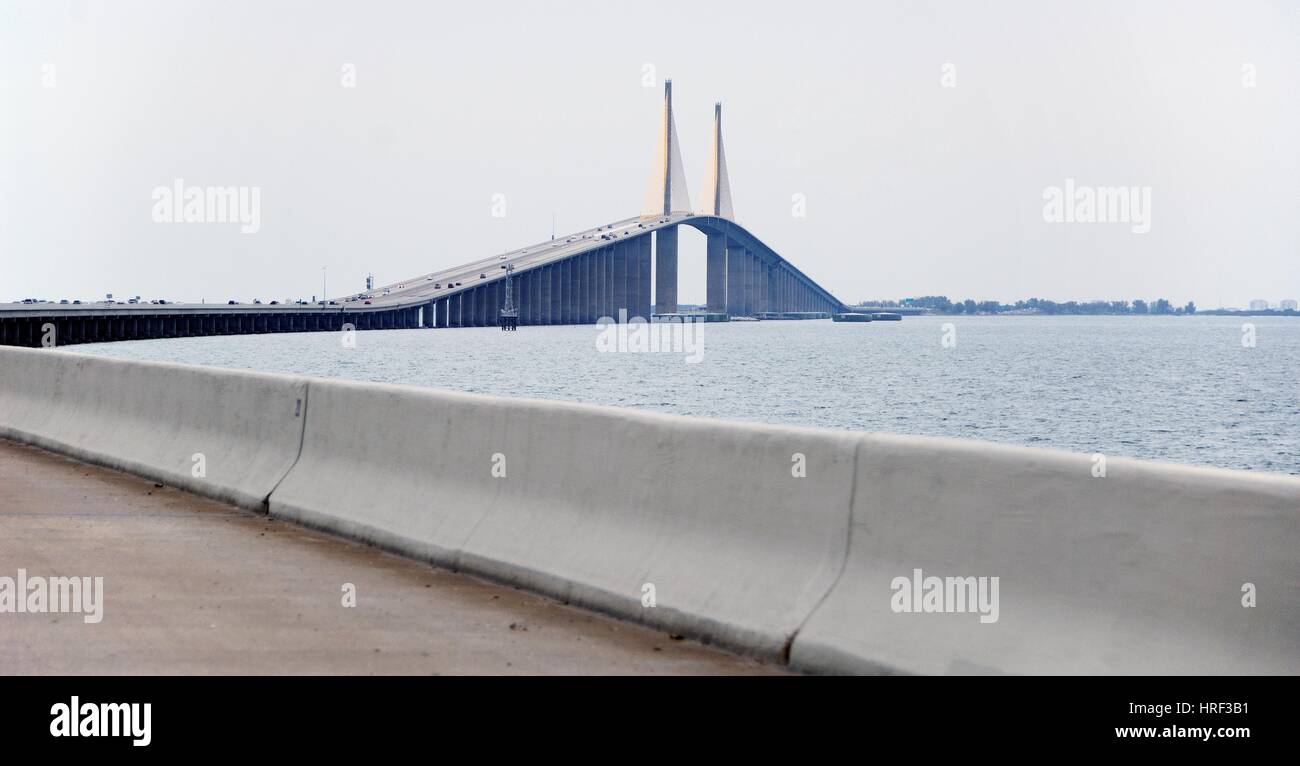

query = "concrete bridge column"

[584,251,596,323]
[576,258,585,324]
[741,246,753,316]
[526,271,536,325]
[655,227,678,315]
[748,254,758,316]
[538,266,550,325]
[534,267,543,325]
[637,235,652,321]
[555,262,566,324]
[725,244,739,315]
[576,254,587,324]
[623,246,634,322]
[612,242,628,321]
[598,248,609,319]
[706,233,727,313]
[561,259,573,324]
[520,270,531,325]
[531,268,542,325]
[550,265,562,324]
[727,242,748,316]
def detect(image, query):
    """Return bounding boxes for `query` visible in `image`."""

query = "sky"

[2,0,1297,308]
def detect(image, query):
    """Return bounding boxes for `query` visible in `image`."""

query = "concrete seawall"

[2,346,1296,673]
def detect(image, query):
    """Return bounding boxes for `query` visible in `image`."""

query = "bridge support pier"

[636,235,652,321]
[612,243,628,322]
[706,233,727,313]
[726,242,747,316]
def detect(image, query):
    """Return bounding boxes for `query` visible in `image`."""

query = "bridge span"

[1,80,843,347]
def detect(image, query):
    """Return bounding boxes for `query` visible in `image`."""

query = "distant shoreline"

[849,297,1299,318]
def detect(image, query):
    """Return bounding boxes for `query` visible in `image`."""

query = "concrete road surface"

[0,438,781,675]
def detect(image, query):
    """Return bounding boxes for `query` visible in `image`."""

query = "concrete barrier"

[3,346,1296,672]
[0,346,307,511]
[269,378,858,657]
[790,434,1300,675]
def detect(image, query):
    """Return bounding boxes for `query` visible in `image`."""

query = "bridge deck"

[0,438,779,675]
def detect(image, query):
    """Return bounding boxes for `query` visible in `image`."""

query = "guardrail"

[1,345,1296,673]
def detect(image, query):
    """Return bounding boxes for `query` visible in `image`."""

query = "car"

[363,300,371,305]
[270,300,280,305]
[500,254,508,259]
[60,299,69,304]
[127,298,139,304]
[426,276,433,281]
[228,300,238,305]
[479,273,487,279]
[433,283,441,289]
[157,299,169,305]
[73,300,82,305]
[455,282,462,287]
[500,264,507,269]
[253,299,262,304]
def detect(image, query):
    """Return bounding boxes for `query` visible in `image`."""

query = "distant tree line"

[856,296,1200,315]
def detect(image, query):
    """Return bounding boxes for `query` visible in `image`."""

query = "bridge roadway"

[0,213,844,345]
[0,437,779,674]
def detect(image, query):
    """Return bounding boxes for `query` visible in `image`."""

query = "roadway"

[1,211,844,319]
[0,437,780,675]
[350,213,690,308]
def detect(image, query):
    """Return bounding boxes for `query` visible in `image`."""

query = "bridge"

[0,80,843,347]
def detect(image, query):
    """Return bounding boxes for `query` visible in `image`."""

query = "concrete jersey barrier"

[0,346,307,511]
[3,346,1297,672]
[269,377,859,658]
[791,434,1300,675]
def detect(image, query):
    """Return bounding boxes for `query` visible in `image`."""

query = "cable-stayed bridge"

[0,81,844,346]
[348,80,843,328]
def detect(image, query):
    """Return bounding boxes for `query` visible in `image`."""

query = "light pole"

[321,266,327,305]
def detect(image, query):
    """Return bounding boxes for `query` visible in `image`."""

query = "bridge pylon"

[699,102,734,220]
[647,79,691,315]
[642,79,692,218]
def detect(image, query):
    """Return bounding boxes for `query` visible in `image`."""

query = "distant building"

[1248,299,1269,311]
[1282,299,1298,311]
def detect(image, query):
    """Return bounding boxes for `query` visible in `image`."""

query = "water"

[73,316,1300,475]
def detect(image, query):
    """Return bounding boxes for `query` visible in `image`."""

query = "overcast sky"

[2,0,1297,308]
